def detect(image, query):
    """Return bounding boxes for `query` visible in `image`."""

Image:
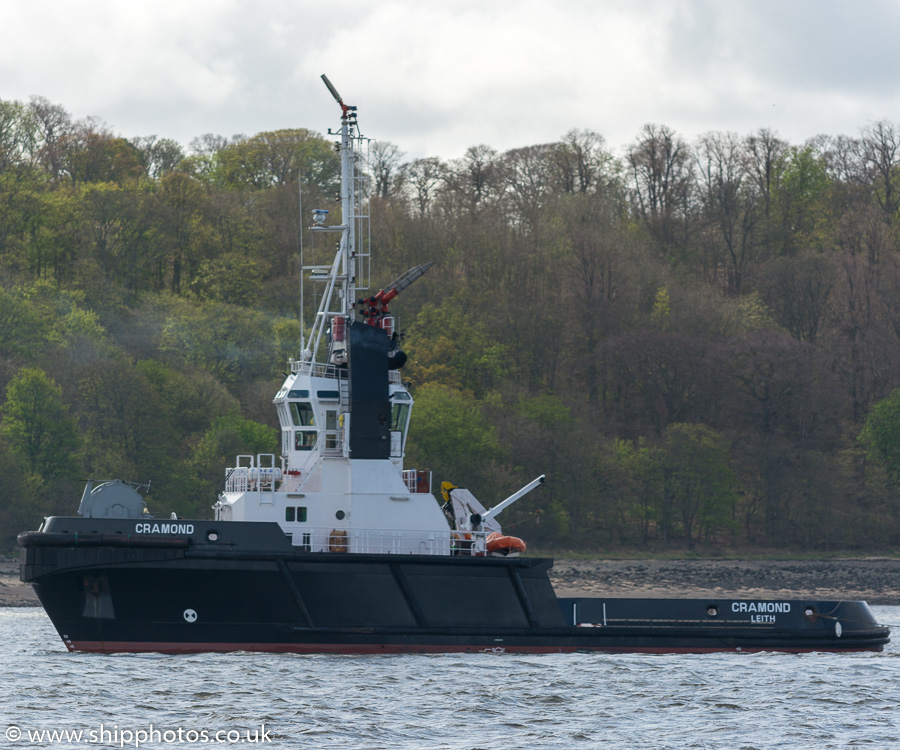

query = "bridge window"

[392,402,410,432]
[295,430,317,450]
[290,402,315,427]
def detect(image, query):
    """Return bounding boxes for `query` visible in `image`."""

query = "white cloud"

[0,0,897,158]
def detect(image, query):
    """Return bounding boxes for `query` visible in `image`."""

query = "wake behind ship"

[18,77,890,655]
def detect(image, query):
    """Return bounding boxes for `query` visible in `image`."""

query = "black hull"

[19,519,890,654]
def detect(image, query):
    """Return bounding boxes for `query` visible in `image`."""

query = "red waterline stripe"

[66,641,884,655]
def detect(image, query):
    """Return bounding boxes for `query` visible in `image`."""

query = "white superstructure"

[213,76,541,556]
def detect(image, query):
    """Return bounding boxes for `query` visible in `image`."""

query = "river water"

[2,606,898,749]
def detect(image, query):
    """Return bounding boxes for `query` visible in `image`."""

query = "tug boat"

[19,77,890,655]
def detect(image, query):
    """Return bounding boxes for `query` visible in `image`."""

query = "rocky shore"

[548,557,900,605]
[0,559,37,606]
[3,556,899,608]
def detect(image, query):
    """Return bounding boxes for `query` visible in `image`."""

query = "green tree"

[405,300,508,396]
[405,384,502,493]
[180,415,279,516]
[16,280,109,355]
[213,129,339,193]
[604,438,665,543]
[75,359,176,481]
[0,98,40,173]
[59,127,145,185]
[773,145,831,255]
[0,367,79,480]
[191,252,266,304]
[158,298,275,388]
[860,389,900,486]
[0,436,38,552]
[135,359,240,435]
[155,171,217,294]
[24,187,81,281]
[661,423,736,549]
[0,286,49,358]
[130,135,185,179]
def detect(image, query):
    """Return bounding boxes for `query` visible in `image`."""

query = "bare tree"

[401,157,445,216]
[857,120,900,223]
[500,143,555,234]
[29,96,72,180]
[628,124,695,257]
[746,128,788,257]
[695,131,759,295]
[553,129,616,194]
[369,140,404,199]
[759,253,836,344]
[442,144,500,213]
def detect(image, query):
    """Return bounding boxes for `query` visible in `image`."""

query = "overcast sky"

[2,0,899,161]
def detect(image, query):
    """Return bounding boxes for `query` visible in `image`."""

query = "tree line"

[1,95,900,554]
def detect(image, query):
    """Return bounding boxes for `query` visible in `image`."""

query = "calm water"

[2,606,899,750]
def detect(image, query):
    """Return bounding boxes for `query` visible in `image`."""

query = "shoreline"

[548,558,900,605]
[4,557,899,608]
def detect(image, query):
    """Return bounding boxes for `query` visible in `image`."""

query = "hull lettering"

[135,522,194,535]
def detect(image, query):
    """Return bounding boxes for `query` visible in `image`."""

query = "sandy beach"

[4,556,899,607]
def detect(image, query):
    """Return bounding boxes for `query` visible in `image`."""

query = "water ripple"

[1,606,898,749]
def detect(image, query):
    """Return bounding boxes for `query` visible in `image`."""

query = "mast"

[304,75,361,366]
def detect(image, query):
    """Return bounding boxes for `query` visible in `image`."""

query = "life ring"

[485,532,526,556]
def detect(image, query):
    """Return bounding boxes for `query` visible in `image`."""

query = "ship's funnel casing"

[348,321,391,459]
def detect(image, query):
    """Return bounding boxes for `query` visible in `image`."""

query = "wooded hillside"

[2,96,900,554]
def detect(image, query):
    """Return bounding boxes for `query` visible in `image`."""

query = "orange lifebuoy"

[486,532,526,556]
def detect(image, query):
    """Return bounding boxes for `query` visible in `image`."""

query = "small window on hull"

[285,506,307,523]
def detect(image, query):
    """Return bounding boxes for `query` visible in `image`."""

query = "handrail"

[281,526,489,556]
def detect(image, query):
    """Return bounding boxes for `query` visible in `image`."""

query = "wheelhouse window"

[290,402,315,427]
[295,430,317,450]
[390,398,411,457]
[392,402,410,432]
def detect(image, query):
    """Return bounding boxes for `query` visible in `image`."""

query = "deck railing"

[288,359,402,385]
[402,469,432,494]
[283,526,487,556]
[224,458,430,495]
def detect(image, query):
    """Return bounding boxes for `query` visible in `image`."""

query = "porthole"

[206,530,219,542]
[336,510,346,520]
[706,605,719,617]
